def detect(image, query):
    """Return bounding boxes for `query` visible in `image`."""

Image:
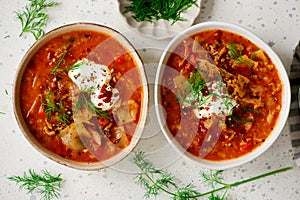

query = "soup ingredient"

[8,169,63,200]
[133,151,292,200]
[75,92,111,120]
[68,59,120,111]
[42,91,71,126]
[124,0,198,24]
[50,50,68,74]
[227,43,257,67]
[15,0,60,40]
[177,71,237,119]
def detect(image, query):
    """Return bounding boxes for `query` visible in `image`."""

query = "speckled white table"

[1,0,300,199]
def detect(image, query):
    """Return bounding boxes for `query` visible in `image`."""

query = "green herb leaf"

[75,92,111,120]
[227,43,240,60]
[42,92,71,125]
[227,43,254,67]
[229,106,256,124]
[124,0,198,24]
[56,60,83,73]
[8,169,63,200]
[50,50,67,74]
[177,70,207,106]
[15,0,60,40]
[133,150,292,200]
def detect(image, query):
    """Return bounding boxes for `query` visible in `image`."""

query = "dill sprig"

[124,0,198,24]
[51,56,84,75]
[8,169,63,200]
[50,50,67,75]
[133,151,292,200]
[58,60,83,73]
[75,92,111,120]
[227,43,255,67]
[228,106,259,124]
[42,92,71,125]
[15,0,60,40]
[177,71,207,105]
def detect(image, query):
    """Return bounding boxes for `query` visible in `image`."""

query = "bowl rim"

[13,22,149,170]
[154,21,291,170]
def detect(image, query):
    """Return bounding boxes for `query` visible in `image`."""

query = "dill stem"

[145,172,176,196]
[138,164,177,197]
[191,166,292,198]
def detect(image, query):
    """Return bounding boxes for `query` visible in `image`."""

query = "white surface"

[0,0,300,200]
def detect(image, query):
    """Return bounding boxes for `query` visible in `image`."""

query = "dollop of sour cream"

[68,59,119,111]
[193,80,237,119]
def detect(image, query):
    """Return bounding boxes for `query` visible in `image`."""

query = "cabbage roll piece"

[59,106,103,152]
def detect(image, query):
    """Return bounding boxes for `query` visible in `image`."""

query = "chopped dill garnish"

[15,0,60,40]
[228,106,257,124]
[227,43,255,67]
[124,0,198,24]
[50,51,67,74]
[51,59,83,75]
[57,60,83,73]
[42,92,71,125]
[75,92,111,120]
[177,70,207,106]
[133,151,292,200]
[8,169,63,200]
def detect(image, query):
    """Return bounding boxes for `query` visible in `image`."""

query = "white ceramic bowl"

[155,21,291,169]
[13,23,148,170]
[117,0,201,40]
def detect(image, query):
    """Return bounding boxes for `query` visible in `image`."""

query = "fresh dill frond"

[177,70,207,106]
[228,105,256,124]
[174,183,201,200]
[75,92,111,120]
[209,193,227,200]
[42,92,71,125]
[227,43,254,67]
[8,169,63,200]
[132,151,178,198]
[57,99,71,125]
[132,150,292,200]
[200,170,225,188]
[50,50,67,74]
[43,92,60,114]
[227,43,240,60]
[15,0,60,40]
[56,60,83,74]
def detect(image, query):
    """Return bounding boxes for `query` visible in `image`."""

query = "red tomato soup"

[20,30,143,162]
[161,29,282,161]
